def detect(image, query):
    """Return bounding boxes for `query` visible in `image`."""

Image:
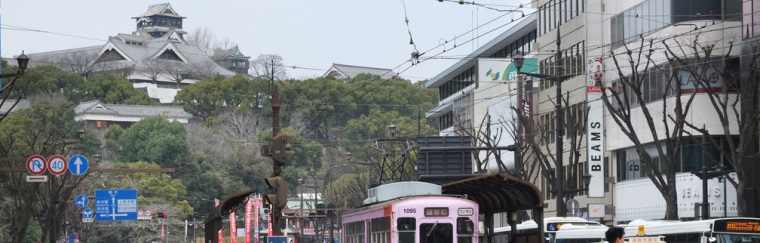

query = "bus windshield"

[714,234,760,243]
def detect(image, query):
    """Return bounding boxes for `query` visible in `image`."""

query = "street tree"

[665,37,757,215]
[600,36,703,220]
[492,90,590,204]
[0,94,100,243]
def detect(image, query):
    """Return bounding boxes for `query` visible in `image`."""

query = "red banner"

[230,212,237,243]
[268,203,273,236]
[245,199,252,243]
[216,199,223,243]
[254,197,261,243]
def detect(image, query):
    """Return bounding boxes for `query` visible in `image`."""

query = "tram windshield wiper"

[426,221,438,238]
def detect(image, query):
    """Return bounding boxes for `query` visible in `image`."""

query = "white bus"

[493,217,604,243]
[623,217,760,243]
[553,223,608,243]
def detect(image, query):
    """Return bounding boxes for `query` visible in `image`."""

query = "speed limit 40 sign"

[47,155,68,176]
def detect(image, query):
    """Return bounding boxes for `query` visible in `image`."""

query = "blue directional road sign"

[82,208,93,218]
[68,155,89,176]
[95,189,138,221]
[75,194,89,208]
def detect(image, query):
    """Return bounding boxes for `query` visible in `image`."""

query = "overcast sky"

[1,1,533,82]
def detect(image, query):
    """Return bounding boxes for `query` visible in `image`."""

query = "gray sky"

[1,0,533,82]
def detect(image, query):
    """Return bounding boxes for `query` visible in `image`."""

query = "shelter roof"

[442,173,543,214]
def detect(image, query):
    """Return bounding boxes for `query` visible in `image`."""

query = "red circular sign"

[26,155,47,175]
[47,155,68,176]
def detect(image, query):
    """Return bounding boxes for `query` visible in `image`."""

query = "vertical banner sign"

[245,199,252,243]
[254,196,261,243]
[587,57,605,198]
[230,212,237,243]
[268,204,273,236]
[216,199,223,243]
[184,220,188,242]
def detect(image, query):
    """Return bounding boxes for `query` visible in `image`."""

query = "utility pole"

[514,23,573,217]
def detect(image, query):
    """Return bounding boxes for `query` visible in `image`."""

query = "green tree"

[175,74,268,122]
[117,116,190,171]
[20,65,86,102]
[83,73,155,105]
[281,76,352,139]
[0,94,100,243]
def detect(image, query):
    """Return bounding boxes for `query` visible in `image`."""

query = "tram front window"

[715,234,760,243]
[420,223,453,243]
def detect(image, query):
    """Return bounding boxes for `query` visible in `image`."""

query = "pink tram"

[341,181,479,243]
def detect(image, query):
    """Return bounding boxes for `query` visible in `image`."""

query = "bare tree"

[600,36,704,220]
[453,114,510,174]
[186,27,235,56]
[672,38,758,216]
[250,54,287,80]
[185,27,215,56]
[190,59,219,80]
[511,92,588,209]
[142,60,167,83]
[165,61,191,88]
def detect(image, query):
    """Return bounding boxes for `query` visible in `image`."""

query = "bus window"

[420,223,453,243]
[457,217,474,243]
[398,217,416,243]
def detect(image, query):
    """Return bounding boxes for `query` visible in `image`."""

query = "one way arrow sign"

[68,155,89,176]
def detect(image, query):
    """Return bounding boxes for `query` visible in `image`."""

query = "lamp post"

[0,52,30,79]
[298,178,305,240]
[310,168,318,241]
[389,124,396,138]
[0,52,30,121]
[513,24,575,217]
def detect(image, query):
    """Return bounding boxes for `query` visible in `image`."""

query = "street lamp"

[513,24,576,217]
[389,124,397,138]
[77,129,86,140]
[0,52,30,79]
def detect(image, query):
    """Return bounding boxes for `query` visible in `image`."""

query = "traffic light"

[264,176,289,210]
[271,132,295,165]
[316,203,326,216]
[157,211,167,218]
[327,203,336,218]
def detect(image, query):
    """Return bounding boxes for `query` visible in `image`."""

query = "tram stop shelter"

[442,173,545,243]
